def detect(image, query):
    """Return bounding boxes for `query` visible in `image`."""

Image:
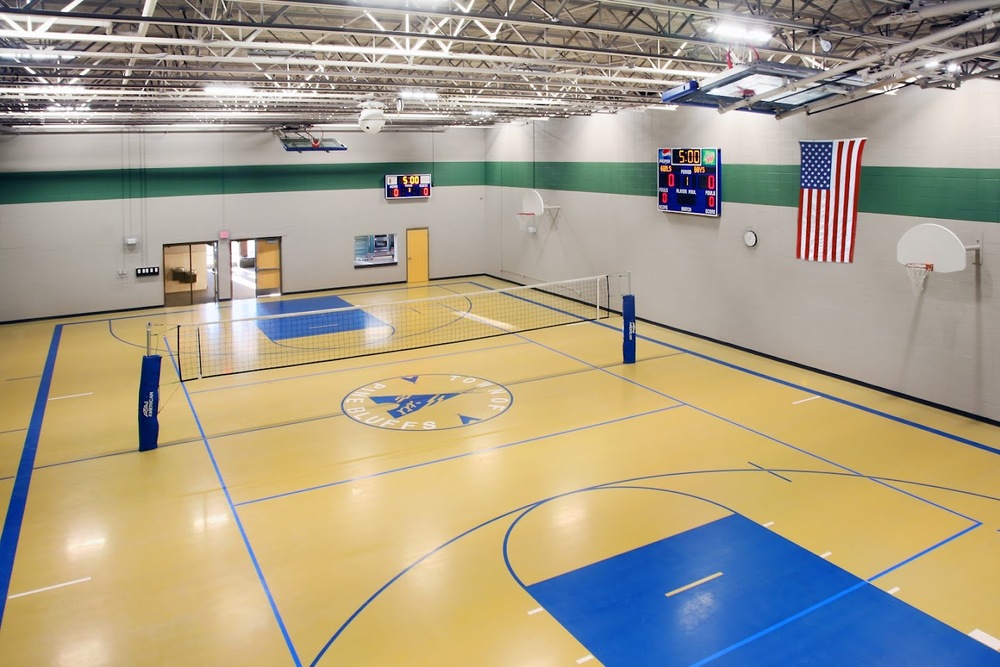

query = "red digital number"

[668,173,675,187]
[707,175,715,190]
[661,192,668,204]
[392,188,399,197]
[708,196,716,208]
[422,187,430,196]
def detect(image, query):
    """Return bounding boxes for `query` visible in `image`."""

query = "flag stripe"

[797,138,866,263]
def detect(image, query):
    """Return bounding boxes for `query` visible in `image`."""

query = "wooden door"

[255,238,282,296]
[406,228,429,283]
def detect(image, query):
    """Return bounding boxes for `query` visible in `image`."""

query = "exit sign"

[136,266,160,277]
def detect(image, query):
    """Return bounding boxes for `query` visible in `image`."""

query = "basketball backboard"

[521,190,545,216]
[896,223,971,273]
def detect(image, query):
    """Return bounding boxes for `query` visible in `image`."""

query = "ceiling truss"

[0,0,998,129]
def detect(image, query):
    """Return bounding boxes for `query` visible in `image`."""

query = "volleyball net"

[173,274,627,381]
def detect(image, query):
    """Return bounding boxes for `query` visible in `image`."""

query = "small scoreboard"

[385,174,432,199]
[657,148,721,217]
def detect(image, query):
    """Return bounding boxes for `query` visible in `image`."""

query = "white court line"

[820,551,833,559]
[8,577,91,599]
[887,587,900,595]
[459,312,515,331]
[665,572,723,598]
[576,655,594,664]
[527,607,544,616]
[792,395,819,405]
[763,521,775,528]
[48,392,93,401]
[969,629,1000,651]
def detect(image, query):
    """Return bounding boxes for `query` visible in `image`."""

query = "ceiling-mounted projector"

[359,108,386,134]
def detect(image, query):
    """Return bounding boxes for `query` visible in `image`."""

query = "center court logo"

[342,374,513,430]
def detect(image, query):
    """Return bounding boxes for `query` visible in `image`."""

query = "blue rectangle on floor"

[526,514,999,666]
[255,296,387,342]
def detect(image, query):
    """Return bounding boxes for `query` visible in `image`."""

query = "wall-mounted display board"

[385,174,432,199]
[657,148,721,217]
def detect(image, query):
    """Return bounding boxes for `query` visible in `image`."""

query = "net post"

[622,294,636,364]
[139,322,161,452]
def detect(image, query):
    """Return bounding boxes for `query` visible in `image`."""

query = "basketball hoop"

[905,262,933,294]
[516,212,537,233]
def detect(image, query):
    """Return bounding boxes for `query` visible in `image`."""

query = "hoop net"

[516,212,536,231]
[905,262,933,294]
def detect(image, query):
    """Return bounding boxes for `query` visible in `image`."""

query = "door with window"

[254,238,282,297]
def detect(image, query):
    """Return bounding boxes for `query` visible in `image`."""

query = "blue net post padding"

[139,355,162,451]
[622,294,636,364]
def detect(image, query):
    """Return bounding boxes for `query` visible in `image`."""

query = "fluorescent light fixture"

[1,52,73,61]
[204,84,254,96]
[945,62,959,73]
[708,23,772,45]
[400,89,438,101]
[468,109,495,117]
[924,61,940,69]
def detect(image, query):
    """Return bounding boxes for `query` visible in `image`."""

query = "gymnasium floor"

[1,275,999,666]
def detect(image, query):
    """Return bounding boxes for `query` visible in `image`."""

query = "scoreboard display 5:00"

[657,148,721,217]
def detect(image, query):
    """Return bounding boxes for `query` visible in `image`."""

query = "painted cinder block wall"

[485,79,1000,422]
[0,128,489,321]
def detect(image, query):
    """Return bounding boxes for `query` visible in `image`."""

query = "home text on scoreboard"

[385,174,432,199]
[657,148,721,217]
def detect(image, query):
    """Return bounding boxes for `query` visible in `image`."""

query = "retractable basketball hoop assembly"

[896,223,981,295]
[269,125,347,152]
[516,190,560,234]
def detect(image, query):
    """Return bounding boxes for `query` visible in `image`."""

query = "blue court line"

[690,581,870,666]
[232,318,982,526]
[164,340,302,667]
[597,319,1000,457]
[868,520,982,581]
[234,404,684,507]
[0,324,61,627]
[521,324,982,525]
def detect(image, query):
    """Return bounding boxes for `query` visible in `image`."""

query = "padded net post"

[622,294,636,364]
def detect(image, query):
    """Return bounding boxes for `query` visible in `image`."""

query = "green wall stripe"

[0,162,484,204]
[2,161,997,223]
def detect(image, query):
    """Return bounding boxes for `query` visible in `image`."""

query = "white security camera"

[359,108,386,134]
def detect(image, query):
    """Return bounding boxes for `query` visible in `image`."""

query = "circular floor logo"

[342,374,513,430]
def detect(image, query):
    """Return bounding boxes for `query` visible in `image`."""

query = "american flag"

[797,138,867,262]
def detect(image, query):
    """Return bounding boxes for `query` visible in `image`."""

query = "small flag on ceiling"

[797,138,867,263]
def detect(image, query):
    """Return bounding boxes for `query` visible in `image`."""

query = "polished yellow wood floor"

[1,276,999,665]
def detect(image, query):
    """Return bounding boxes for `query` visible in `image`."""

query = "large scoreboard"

[385,173,432,199]
[657,148,721,217]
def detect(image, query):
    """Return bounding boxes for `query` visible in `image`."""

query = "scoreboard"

[385,173,432,199]
[657,148,721,217]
